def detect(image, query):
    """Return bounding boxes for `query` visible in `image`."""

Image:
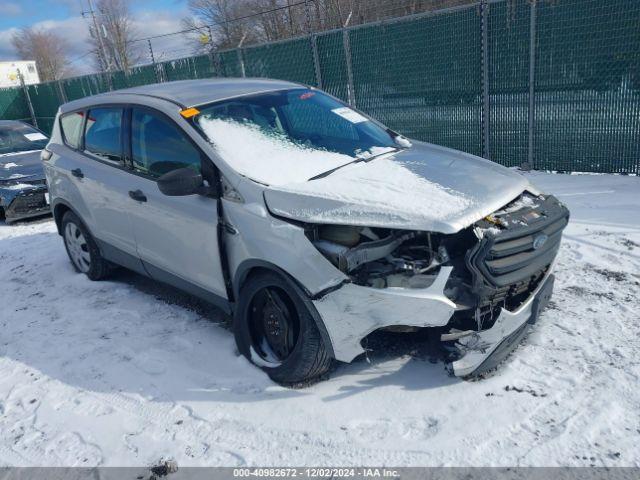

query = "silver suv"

[43,79,569,385]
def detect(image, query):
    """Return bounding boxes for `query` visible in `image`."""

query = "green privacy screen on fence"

[349,5,483,157]
[1,0,638,173]
[534,0,640,174]
[0,87,30,123]
[488,0,530,167]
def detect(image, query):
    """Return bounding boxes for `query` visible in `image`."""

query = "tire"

[234,271,332,386]
[61,211,115,280]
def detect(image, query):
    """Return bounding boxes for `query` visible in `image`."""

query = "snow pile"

[0,172,639,467]
[2,183,36,190]
[199,118,357,185]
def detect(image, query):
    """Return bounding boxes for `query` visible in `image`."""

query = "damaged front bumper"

[450,272,555,377]
[312,266,457,363]
[1,185,50,223]
[312,264,555,378]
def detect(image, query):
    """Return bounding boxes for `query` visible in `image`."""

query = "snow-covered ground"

[0,172,638,467]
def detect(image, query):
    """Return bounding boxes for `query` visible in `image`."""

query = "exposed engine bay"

[308,224,453,290]
[307,191,569,333]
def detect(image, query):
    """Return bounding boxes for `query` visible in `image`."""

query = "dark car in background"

[0,120,50,223]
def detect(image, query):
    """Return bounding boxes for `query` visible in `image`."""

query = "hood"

[0,150,45,182]
[263,141,530,234]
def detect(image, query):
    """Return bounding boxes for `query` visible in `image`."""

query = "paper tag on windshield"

[24,132,47,141]
[332,107,368,124]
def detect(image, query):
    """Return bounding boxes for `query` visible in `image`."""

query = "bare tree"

[252,0,299,41]
[88,0,142,71]
[181,0,478,53]
[11,27,72,82]
[183,0,253,51]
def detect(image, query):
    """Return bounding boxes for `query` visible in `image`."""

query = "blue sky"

[0,0,182,29]
[0,0,191,73]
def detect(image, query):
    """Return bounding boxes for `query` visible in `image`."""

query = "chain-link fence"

[1,0,638,173]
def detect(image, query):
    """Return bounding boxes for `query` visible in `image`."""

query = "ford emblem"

[533,234,548,250]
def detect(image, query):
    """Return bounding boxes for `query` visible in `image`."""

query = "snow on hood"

[267,156,473,228]
[264,141,531,234]
[0,150,45,182]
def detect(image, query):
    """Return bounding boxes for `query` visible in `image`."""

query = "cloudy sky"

[0,0,193,74]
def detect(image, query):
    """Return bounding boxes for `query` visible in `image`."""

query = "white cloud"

[131,10,193,63]
[0,15,90,71]
[0,27,20,61]
[0,7,192,75]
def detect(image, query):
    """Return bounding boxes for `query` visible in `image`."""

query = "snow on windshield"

[199,118,395,185]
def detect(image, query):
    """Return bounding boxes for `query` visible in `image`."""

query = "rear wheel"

[62,211,114,280]
[234,271,332,386]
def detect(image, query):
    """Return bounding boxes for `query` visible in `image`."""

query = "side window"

[60,111,84,149]
[84,107,122,162]
[131,108,201,178]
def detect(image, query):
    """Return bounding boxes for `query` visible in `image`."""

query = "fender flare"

[52,199,84,235]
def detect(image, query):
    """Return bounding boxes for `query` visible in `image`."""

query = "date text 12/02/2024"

[232,468,400,478]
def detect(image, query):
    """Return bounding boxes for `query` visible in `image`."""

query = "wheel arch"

[52,200,93,240]
[233,259,335,359]
[52,201,72,235]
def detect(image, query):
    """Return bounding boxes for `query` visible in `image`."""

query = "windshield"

[195,88,400,185]
[0,123,48,156]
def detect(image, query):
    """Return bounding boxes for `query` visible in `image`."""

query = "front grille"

[22,178,46,186]
[466,194,569,306]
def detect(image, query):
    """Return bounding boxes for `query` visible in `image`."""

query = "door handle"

[128,189,147,202]
[71,168,84,178]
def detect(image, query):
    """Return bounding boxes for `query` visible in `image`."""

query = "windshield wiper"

[307,147,400,181]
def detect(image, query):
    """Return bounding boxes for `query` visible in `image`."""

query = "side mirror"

[157,168,205,196]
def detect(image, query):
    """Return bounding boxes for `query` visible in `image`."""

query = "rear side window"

[60,111,84,149]
[131,108,201,178]
[84,108,122,162]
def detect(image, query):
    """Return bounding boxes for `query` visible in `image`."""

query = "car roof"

[62,78,303,111]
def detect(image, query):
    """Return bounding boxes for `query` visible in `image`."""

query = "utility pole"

[147,39,155,64]
[17,69,38,129]
[84,0,110,72]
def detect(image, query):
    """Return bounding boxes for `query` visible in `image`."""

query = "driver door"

[123,106,227,303]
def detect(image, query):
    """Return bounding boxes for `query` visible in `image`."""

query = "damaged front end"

[0,179,50,223]
[307,191,569,378]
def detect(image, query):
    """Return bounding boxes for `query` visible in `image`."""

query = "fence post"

[207,26,218,77]
[527,0,537,170]
[212,52,223,77]
[311,34,323,89]
[237,49,246,77]
[103,71,114,91]
[157,62,167,83]
[481,0,490,159]
[147,39,164,83]
[17,69,38,129]
[342,29,356,106]
[56,79,68,104]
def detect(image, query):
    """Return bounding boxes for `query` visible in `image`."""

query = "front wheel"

[234,271,332,386]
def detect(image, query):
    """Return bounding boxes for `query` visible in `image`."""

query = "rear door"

[66,107,140,265]
[123,106,227,300]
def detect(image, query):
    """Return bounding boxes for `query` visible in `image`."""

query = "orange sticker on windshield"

[180,107,200,118]
[299,92,315,100]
